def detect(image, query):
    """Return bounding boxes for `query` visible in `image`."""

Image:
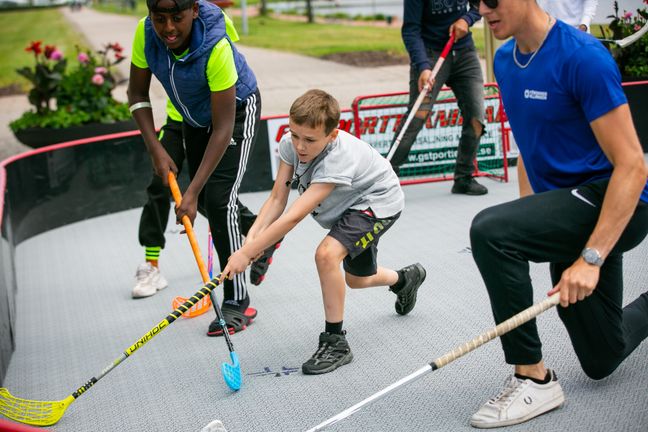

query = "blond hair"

[289,89,340,134]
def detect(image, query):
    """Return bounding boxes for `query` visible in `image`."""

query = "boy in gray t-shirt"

[223,89,427,374]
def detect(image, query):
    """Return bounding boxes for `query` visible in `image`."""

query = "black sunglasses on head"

[481,0,498,8]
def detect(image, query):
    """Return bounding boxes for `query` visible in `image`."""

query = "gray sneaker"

[470,370,565,428]
[132,263,168,299]
[391,263,426,315]
[302,331,353,375]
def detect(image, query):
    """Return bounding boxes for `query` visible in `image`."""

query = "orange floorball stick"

[168,172,213,317]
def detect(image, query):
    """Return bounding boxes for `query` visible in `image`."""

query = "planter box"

[622,79,648,153]
[13,119,137,148]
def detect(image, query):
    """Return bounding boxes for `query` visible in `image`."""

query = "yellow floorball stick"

[0,278,222,427]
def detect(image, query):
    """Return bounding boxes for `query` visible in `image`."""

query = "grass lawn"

[0,7,87,92]
[92,2,485,58]
[232,15,408,57]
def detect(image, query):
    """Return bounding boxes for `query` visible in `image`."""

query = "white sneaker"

[131,263,168,298]
[470,370,565,428]
[200,420,228,432]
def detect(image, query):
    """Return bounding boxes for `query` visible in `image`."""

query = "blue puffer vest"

[144,0,257,128]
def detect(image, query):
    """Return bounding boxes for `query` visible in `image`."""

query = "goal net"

[351,83,509,185]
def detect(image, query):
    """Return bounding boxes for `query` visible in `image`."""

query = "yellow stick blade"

[0,388,73,427]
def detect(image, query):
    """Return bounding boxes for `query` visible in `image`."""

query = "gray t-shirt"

[279,129,405,229]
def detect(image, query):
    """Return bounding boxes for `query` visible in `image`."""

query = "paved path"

[59,7,413,117]
[0,6,486,160]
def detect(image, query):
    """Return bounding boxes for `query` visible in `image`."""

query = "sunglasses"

[481,0,498,8]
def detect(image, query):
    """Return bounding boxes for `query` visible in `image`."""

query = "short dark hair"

[147,0,195,13]
[289,89,340,135]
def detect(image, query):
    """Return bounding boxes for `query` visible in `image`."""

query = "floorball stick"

[208,229,214,279]
[599,22,648,48]
[169,230,215,317]
[306,293,561,432]
[0,278,223,427]
[167,172,243,391]
[385,33,455,162]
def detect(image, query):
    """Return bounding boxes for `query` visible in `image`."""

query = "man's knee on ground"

[580,355,624,381]
[470,207,504,250]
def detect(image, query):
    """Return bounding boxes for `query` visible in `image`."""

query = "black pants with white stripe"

[139,117,185,250]
[182,89,261,302]
[470,178,648,379]
[139,119,257,251]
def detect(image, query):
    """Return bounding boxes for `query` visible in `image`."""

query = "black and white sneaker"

[391,263,426,315]
[302,331,353,375]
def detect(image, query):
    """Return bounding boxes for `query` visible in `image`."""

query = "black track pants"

[470,179,648,379]
[182,90,261,302]
[138,118,185,249]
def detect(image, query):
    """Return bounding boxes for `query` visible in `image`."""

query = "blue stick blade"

[222,352,242,391]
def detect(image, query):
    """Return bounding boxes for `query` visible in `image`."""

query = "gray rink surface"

[4,171,648,432]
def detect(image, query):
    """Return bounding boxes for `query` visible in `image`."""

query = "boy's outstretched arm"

[128,64,178,186]
[246,160,295,244]
[223,181,336,278]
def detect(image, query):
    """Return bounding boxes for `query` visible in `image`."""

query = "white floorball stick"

[385,33,455,162]
[600,22,648,48]
[305,293,561,432]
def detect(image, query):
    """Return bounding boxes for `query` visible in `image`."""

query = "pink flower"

[623,11,633,20]
[94,66,107,74]
[635,24,642,31]
[44,45,56,59]
[50,50,63,61]
[91,73,105,85]
[78,52,90,64]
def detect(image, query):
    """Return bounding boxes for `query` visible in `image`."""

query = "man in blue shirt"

[390,0,488,195]
[469,0,648,428]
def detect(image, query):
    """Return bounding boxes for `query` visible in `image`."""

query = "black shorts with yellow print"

[328,208,400,277]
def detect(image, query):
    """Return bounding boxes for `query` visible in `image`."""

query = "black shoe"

[250,238,283,285]
[391,263,426,315]
[451,177,488,195]
[302,331,353,375]
[207,296,255,336]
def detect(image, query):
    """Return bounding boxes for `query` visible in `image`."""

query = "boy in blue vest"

[128,0,278,336]
[222,90,427,374]
[469,0,648,428]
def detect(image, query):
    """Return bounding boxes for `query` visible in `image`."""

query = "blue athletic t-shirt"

[495,20,648,203]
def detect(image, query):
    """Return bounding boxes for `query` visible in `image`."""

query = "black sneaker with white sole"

[302,331,353,375]
[391,263,426,315]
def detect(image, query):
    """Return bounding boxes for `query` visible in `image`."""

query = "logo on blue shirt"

[524,89,548,100]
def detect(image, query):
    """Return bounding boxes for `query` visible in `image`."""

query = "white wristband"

[129,101,153,113]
